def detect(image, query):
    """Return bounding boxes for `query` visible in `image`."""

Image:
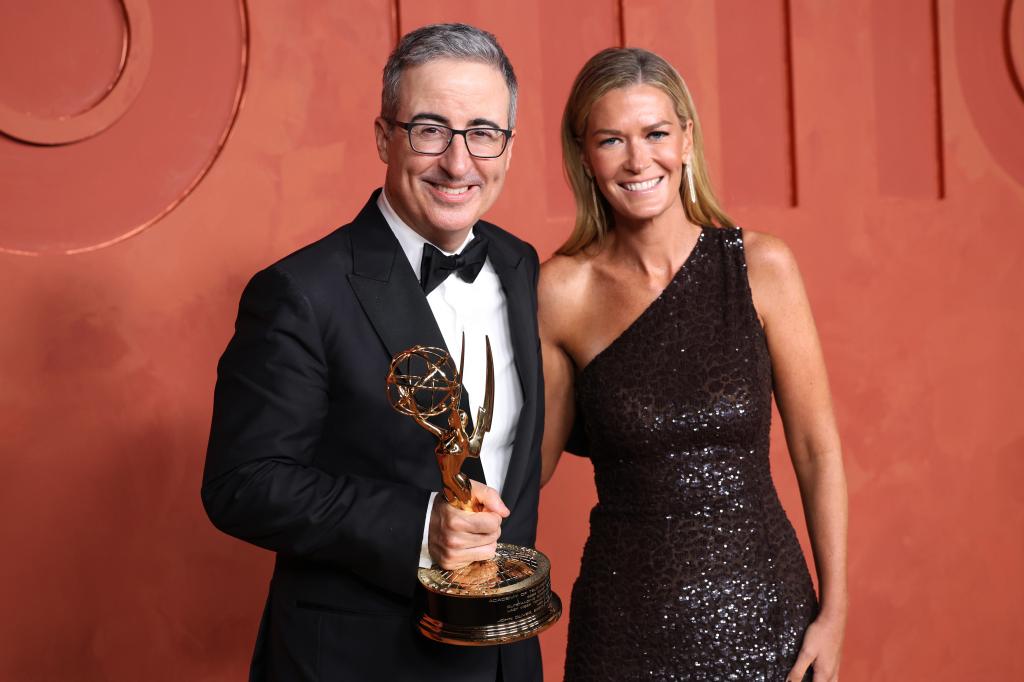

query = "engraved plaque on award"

[386,337,562,646]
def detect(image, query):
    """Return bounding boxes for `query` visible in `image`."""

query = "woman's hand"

[745,231,848,682]
[786,612,845,682]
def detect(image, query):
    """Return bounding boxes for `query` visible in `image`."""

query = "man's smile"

[424,181,481,203]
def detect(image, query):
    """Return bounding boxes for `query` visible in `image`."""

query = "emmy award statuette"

[385,337,562,646]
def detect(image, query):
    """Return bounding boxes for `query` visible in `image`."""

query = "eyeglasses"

[387,119,512,159]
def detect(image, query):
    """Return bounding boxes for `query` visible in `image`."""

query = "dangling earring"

[685,163,697,204]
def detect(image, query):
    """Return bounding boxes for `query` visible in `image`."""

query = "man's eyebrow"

[467,117,504,129]
[407,113,506,129]
[409,112,451,125]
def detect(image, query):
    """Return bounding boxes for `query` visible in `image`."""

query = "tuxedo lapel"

[478,224,538,506]
[347,191,486,485]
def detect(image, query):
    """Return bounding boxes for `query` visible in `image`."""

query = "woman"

[539,48,847,681]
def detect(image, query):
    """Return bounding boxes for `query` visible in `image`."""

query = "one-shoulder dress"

[564,227,818,681]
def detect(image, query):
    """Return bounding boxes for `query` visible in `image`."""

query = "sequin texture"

[565,227,818,681]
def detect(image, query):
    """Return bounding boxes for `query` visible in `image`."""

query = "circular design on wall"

[0,0,152,145]
[0,0,249,255]
[1008,0,1024,102]
[953,0,1024,188]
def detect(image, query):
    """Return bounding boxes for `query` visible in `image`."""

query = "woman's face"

[581,84,692,228]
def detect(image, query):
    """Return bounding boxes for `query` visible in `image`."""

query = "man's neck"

[378,190,476,277]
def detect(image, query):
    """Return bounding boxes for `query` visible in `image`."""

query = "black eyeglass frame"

[386,119,513,159]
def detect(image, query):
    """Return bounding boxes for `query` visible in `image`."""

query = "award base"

[415,543,562,646]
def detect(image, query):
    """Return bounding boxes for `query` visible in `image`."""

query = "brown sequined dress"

[564,227,818,681]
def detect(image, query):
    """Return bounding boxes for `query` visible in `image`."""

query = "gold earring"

[685,163,696,204]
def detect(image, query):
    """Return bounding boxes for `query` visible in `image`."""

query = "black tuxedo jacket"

[202,190,544,681]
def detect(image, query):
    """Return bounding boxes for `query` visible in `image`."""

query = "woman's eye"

[648,130,669,141]
[597,137,621,148]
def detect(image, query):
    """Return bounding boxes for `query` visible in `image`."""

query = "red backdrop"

[2,1,1022,680]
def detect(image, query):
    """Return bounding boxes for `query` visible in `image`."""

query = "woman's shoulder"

[539,251,595,297]
[738,229,808,325]
[538,251,599,335]
[739,228,800,280]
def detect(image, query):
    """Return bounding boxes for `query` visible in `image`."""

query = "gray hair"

[381,23,518,128]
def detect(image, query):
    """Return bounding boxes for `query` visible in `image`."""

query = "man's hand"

[428,479,509,570]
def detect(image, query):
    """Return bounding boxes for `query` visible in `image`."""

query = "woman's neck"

[605,201,701,277]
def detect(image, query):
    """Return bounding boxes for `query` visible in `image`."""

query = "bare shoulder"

[539,253,591,304]
[741,229,810,328]
[539,253,593,337]
[743,229,799,274]
[742,228,804,293]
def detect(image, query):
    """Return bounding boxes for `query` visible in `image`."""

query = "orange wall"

[1,1,1022,680]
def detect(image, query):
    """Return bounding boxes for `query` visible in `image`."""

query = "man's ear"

[374,117,390,164]
[503,130,516,171]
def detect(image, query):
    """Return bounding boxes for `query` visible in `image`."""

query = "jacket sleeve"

[201,266,427,598]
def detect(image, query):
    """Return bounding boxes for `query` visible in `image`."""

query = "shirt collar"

[377,189,476,275]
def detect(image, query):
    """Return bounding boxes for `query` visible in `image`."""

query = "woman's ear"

[681,118,694,162]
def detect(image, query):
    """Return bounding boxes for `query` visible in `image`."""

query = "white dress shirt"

[377,191,524,568]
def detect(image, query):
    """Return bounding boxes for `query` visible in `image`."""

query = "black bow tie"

[419,235,489,294]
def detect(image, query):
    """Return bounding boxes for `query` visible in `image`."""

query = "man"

[202,24,544,681]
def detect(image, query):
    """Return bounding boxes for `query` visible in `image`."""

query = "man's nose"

[439,133,475,177]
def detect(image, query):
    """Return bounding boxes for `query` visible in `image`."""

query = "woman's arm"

[746,231,848,682]
[538,259,581,486]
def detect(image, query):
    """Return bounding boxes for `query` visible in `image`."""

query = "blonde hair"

[559,48,734,255]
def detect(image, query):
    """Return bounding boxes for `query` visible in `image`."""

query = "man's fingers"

[470,479,509,517]
[430,530,498,570]
[461,509,503,534]
[441,506,502,535]
[461,541,498,563]
[427,481,507,568]
[437,521,500,550]
[435,542,499,570]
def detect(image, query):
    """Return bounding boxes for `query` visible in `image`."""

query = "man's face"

[375,59,515,250]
